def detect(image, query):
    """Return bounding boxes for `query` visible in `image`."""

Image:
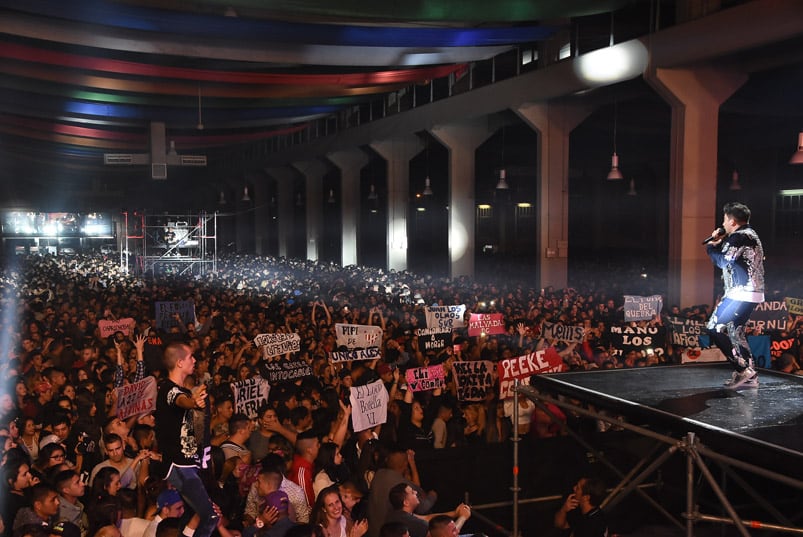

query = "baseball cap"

[52,521,81,537]
[157,489,182,510]
[260,490,289,513]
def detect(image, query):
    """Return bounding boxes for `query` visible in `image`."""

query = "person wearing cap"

[52,521,83,537]
[144,489,185,537]
[255,490,295,537]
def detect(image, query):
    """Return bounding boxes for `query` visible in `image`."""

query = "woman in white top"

[311,485,367,537]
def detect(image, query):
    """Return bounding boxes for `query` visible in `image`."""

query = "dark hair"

[29,482,58,505]
[388,482,411,510]
[581,477,607,507]
[53,469,78,492]
[90,466,120,500]
[380,522,410,537]
[723,202,751,224]
[4,457,30,490]
[428,515,454,534]
[310,485,342,526]
[228,413,251,435]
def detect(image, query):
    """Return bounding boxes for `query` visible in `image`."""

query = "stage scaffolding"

[122,211,217,277]
[508,380,803,537]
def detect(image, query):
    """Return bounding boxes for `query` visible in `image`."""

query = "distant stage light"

[574,41,648,85]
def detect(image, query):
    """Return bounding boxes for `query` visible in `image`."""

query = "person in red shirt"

[289,430,319,505]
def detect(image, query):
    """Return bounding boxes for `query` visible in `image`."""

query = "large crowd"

[1,252,801,537]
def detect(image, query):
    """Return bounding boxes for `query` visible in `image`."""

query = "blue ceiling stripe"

[0,88,342,122]
[0,0,555,47]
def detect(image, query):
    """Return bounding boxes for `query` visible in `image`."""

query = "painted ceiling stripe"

[0,1,556,46]
[0,61,407,99]
[0,13,514,67]
[0,42,465,86]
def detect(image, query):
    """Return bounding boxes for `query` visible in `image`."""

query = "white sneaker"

[727,367,759,389]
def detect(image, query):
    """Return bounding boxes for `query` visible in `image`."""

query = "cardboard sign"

[260,359,313,384]
[99,318,135,339]
[542,322,584,343]
[608,325,666,357]
[329,347,383,363]
[405,365,445,392]
[415,327,452,352]
[349,379,388,433]
[747,301,788,331]
[665,316,706,348]
[624,295,663,322]
[115,376,157,420]
[254,333,301,358]
[785,296,803,316]
[425,305,466,330]
[453,360,494,402]
[497,349,564,399]
[335,324,383,349]
[467,313,506,337]
[155,300,196,332]
[231,376,270,419]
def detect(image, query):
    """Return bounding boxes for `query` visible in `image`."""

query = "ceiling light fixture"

[627,178,637,196]
[789,132,803,164]
[496,125,509,189]
[196,86,204,131]
[729,170,742,191]
[242,186,251,202]
[423,177,433,196]
[607,102,624,181]
[328,189,335,203]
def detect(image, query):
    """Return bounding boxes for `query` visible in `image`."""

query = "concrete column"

[266,167,295,259]
[515,102,592,291]
[293,160,328,262]
[646,65,747,308]
[430,120,492,279]
[370,136,423,273]
[247,171,268,256]
[327,149,369,267]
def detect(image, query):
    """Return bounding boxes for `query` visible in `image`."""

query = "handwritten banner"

[335,324,383,349]
[665,316,705,348]
[231,376,270,419]
[453,360,494,402]
[747,301,788,331]
[497,349,564,399]
[349,379,388,433]
[115,376,157,420]
[541,322,584,343]
[99,318,135,339]
[405,365,445,392]
[624,295,663,322]
[254,333,301,358]
[155,300,196,332]
[424,305,466,330]
[608,325,666,357]
[259,359,313,384]
[771,336,796,361]
[415,327,452,352]
[468,313,506,337]
[329,347,383,363]
[785,296,803,316]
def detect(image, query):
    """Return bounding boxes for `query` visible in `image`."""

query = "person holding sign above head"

[704,202,765,389]
[155,341,220,537]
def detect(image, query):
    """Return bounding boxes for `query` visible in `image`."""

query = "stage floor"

[528,363,803,468]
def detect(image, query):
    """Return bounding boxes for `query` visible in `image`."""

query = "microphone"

[702,227,726,245]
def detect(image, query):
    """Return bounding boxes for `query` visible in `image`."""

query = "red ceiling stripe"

[0,60,406,98]
[0,42,464,86]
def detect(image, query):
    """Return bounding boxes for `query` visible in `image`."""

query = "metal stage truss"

[122,211,217,277]
[510,364,803,537]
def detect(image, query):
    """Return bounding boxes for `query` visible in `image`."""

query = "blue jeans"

[166,465,219,537]
[706,297,757,371]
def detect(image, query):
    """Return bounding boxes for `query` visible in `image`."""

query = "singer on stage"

[704,202,765,389]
